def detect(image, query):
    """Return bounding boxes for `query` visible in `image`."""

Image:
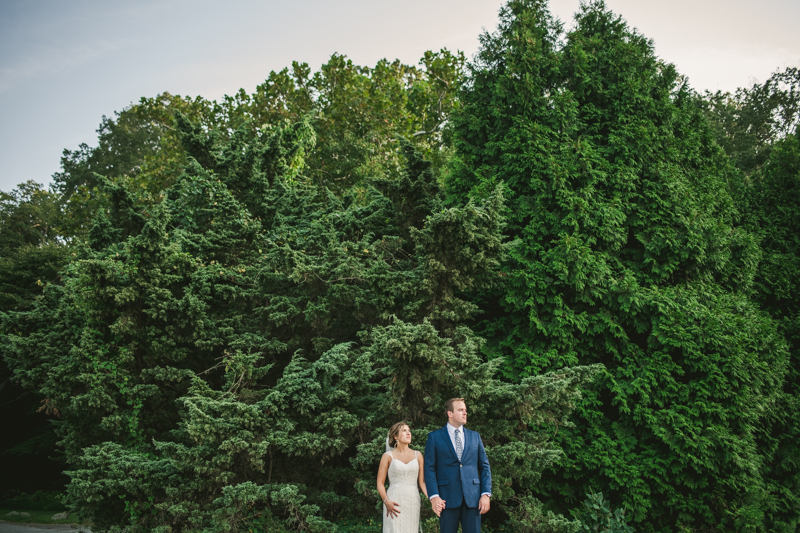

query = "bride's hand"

[385,500,401,518]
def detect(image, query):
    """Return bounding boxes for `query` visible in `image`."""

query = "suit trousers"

[439,503,480,533]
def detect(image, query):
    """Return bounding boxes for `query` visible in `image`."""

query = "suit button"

[460,465,463,468]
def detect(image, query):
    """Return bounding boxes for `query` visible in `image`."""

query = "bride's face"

[397,425,412,445]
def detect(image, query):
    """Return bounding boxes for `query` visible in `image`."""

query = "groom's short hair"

[444,397,465,418]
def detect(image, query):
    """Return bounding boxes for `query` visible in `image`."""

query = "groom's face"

[448,401,468,427]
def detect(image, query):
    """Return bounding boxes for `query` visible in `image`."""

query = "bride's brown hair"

[387,422,409,448]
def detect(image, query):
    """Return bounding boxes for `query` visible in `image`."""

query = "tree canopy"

[701,66,800,531]
[2,113,600,532]
[52,51,466,240]
[701,67,799,176]
[2,2,800,532]
[447,1,793,530]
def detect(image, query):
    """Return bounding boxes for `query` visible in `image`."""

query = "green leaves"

[2,112,598,531]
[12,4,796,529]
[448,0,792,530]
[576,492,633,533]
[701,67,799,176]
[49,51,467,245]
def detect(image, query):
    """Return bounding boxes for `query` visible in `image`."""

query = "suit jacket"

[424,425,491,508]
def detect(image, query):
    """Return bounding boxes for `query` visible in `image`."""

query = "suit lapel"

[441,425,459,461]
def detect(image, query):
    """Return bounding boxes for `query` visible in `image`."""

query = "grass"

[0,508,84,526]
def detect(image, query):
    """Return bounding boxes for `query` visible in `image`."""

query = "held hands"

[430,496,446,517]
[478,494,491,515]
[384,499,400,519]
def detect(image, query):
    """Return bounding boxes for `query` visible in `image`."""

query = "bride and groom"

[376,398,492,533]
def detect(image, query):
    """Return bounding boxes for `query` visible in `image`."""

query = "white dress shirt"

[446,422,462,455]
[429,423,491,500]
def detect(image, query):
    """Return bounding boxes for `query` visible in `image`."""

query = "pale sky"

[1,0,798,192]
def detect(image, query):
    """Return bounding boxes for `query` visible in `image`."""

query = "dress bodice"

[387,454,419,487]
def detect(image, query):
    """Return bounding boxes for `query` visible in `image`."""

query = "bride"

[377,422,428,533]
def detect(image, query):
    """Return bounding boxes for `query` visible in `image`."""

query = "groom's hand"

[430,496,445,517]
[478,495,491,515]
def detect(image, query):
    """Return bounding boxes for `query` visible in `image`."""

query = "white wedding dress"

[383,450,422,533]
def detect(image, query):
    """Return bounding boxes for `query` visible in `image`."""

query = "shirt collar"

[447,422,463,435]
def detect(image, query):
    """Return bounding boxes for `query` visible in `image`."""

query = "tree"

[0,49,467,528]
[448,1,789,530]
[700,67,799,176]
[3,114,600,532]
[701,67,800,532]
[0,180,62,252]
[741,133,800,531]
[52,93,213,238]
[0,181,69,497]
[204,49,466,193]
[0,179,66,312]
[52,51,466,242]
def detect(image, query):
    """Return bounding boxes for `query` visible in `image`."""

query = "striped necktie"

[455,428,463,461]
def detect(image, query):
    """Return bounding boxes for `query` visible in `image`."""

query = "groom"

[424,398,492,533]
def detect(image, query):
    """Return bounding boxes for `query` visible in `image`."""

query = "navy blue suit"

[424,425,491,533]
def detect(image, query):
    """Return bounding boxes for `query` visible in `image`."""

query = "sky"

[1,0,798,193]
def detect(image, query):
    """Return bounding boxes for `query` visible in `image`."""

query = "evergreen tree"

[700,64,800,532]
[741,132,800,531]
[52,51,466,241]
[2,114,600,532]
[448,1,789,530]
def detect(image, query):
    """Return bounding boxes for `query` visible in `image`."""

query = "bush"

[0,490,66,511]
[447,0,790,530]
[576,492,633,533]
[3,115,600,532]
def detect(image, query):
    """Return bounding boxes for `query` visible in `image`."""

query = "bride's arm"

[416,451,428,498]
[377,453,392,503]
[378,453,401,518]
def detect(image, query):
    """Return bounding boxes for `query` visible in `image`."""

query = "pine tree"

[742,132,800,531]
[2,113,600,532]
[448,1,790,530]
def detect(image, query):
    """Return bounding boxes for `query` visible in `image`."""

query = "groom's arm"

[477,434,492,514]
[425,433,445,516]
[477,434,492,496]
[424,433,439,499]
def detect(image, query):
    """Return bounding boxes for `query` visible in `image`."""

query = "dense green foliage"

[701,67,799,176]
[2,1,800,532]
[702,68,800,531]
[0,181,66,311]
[0,182,69,497]
[746,132,800,532]
[447,0,793,531]
[53,51,465,239]
[2,114,599,531]
[575,492,632,533]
